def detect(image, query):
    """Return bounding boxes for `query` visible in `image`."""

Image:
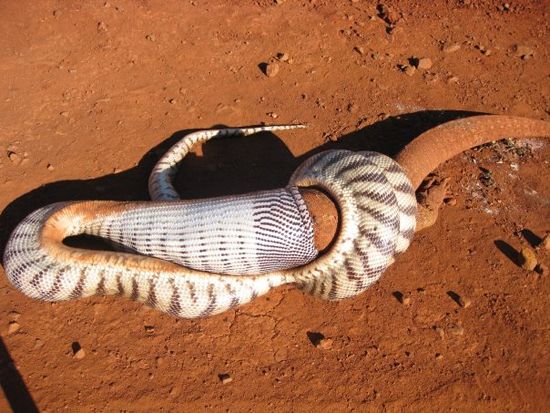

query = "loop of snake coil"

[4,115,549,318]
[2,126,415,318]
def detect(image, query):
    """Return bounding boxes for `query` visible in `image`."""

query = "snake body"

[3,115,550,318]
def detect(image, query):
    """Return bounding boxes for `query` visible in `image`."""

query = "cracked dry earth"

[1,1,549,412]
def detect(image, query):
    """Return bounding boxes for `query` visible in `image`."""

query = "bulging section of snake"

[3,203,295,318]
[87,187,317,275]
[2,148,415,316]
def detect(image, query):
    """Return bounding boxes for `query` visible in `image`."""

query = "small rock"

[540,233,550,250]
[47,163,55,171]
[444,197,457,206]
[519,247,537,271]
[393,291,410,305]
[447,76,459,84]
[8,321,20,335]
[267,112,278,119]
[347,103,356,113]
[276,52,289,62]
[354,46,365,55]
[316,338,334,350]
[144,325,155,333]
[416,57,433,70]
[535,264,548,275]
[264,62,280,77]
[275,0,284,4]
[435,353,444,360]
[514,45,533,60]
[8,151,21,164]
[448,324,464,336]
[72,342,86,359]
[168,98,177,104]
[145,34,156,42]
[60,111,69,117]
[403,65,416,76]
[448,291,471,308]
[97,21,107,31]
[443,43,461,54]
[8,311,21,321]
[377,3,399,25]
[218,373,233,384]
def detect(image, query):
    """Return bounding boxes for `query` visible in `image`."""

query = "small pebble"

[514,45,533,60]
[393,291,410,305]
[447,76,459,84]
[519,247,537,271]
[354,46,365,55]
[435,353,444,360]
[316,338,334,350]
[535,264,547,276]
[458,296,471,308]
[540,233,550,250]
[97,21,107,31]
[8,151,21,164]
[168,98,177,104]
[416,57,433,70]
[60,111,69,117]
[145,34,156,42]
[444,197,457,206]
[448,324,464,336]
[47,163,55,171]
[403,65,416,76]
[448,291,471,308]
[74,348,86,360]
[8,311,21,320]
[265,62,280,77]
[443,44,461,54]
[218,373,233,384]
[8,321,20,335]
[276,52,289,62]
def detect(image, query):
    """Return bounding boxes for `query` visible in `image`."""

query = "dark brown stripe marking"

[116,272,124,296]
[146,279,157,308]
[69,268,88,299]
[96,270,106,296]
[130,278,139,301]
[199,283,217,317]
[168,279,182,316]
[186,281,197,304]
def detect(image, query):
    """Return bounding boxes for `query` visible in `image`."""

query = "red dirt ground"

[1,1,549,412]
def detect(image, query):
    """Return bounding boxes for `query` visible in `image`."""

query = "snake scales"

[3,115,550,318]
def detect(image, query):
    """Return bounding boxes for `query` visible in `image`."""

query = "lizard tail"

[394,115,550,190]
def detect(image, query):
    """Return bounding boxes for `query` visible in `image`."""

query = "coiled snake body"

[3,116,550,318]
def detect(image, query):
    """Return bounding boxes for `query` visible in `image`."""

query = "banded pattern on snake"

[3,115,550,318]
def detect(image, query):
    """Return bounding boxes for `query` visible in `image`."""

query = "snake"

[3,115,550,318]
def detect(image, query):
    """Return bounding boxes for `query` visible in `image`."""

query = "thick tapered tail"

[395,115,550,189]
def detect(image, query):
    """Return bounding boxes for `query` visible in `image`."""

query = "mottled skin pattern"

[3,115,549,318]
[3,142,415,317]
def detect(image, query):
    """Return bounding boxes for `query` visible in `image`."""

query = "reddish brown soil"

[1,1,549,412]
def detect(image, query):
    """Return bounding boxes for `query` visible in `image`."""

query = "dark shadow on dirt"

[494,240,520,266]
[0,109,484,258]
[520,229,542,248]
[0,338,39,413]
